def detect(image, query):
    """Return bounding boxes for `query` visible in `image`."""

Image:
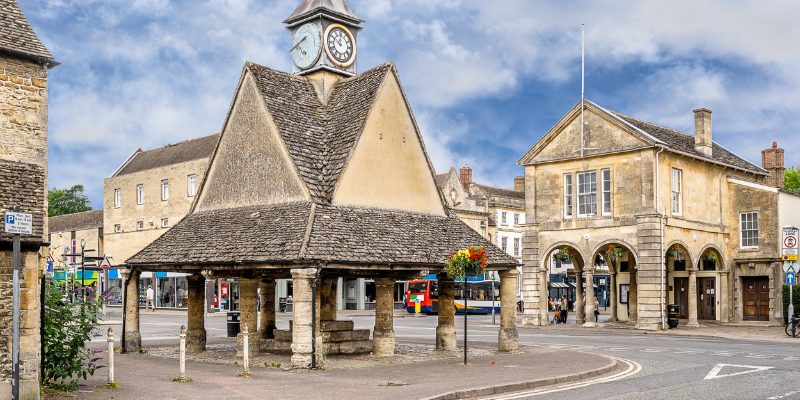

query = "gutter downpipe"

[654,147,667,330]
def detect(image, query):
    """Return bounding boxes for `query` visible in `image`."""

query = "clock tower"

[284,0,363,77]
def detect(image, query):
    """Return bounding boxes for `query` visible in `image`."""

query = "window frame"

[513,237,520,257]
[601,168,612,216]
[136,184,144,205]
[671,168,682,216]
[161,218,169,228]
[740,212,759,249]
[564,174,573,218]
[187,174,197,197]
[501,236,508,252]
[161,179,169,201]
[114,188,121,209]
[114,224,121,233]
[136,221,144,231]
[501,211,508,226]
[576,171,597,217]
[513,213,520,226]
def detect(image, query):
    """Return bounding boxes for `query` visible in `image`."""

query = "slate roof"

[0,0,56,65]
[247,62,392,203]
[114,134,219,177]
[475,184,525,200]
[0,159,46,244]
[284,0,363,25]
[127,202,518,267]
[49,210,103,233]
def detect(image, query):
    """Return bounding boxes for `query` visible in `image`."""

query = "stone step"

[260,339,291,353]
[321,320,354,332]
[327,340,373,355]
[328,329,370,343]
[273,329,292,342]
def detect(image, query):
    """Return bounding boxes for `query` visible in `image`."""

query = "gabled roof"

[434,172,450,188]
[284,0,363,25]
[113,134,219,177]
[246,62,392,203]
[0,159,45,244]
[127,202,518,267]
[0,0,57,66]
[474,183,525,200]
[49,210,103,233]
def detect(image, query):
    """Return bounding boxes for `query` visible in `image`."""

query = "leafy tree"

[48,185,92,217]
[786,166,800,193]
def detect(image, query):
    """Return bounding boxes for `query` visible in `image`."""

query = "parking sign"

[4,212,32,235]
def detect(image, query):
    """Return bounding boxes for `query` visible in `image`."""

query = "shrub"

[782,284,800,324]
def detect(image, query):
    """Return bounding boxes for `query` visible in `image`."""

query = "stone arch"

[696,244,724,271]
[589,240,638,324]
[665,240,694,270]
[541,241,586,270]
[542,241,587,325]
[590,239,640,267]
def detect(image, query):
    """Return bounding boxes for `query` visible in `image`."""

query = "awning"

[551,282,571,289]
[52,270,98,285]
[569,282,599,289]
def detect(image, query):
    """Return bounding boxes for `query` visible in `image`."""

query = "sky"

[23,0,800,208]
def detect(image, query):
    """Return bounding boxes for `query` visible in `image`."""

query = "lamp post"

[463,277,468,365]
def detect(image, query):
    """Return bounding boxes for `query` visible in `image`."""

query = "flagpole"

[580,23,585,159]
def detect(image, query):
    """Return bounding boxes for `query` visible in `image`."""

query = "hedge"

[782,284,800,324]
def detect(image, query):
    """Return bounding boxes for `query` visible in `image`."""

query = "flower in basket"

[606,245,625,262]
[446,246,488,278]
[703,249,718,262]
[668,245,684,260]
[554,247,575,264]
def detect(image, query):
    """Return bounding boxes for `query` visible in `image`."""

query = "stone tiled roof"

[49,210,103,233]
[284,0,362,24]
[114,134,219,177]
[0,159,45,244]
[127,202,518,267]
[0,0,56,65]
[434,173,449,188]
[475,184,525,200]
[247,62,392,203]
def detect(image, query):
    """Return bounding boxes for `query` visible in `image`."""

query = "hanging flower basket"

[606,245,626,262]
[446,246,488,278]
[554,247,576,264]
[703,250,718,262]
[667,245,685,261]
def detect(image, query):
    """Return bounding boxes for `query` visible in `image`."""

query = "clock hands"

[289,36,307,53]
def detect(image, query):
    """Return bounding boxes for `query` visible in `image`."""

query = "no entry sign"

[783,227,799,261]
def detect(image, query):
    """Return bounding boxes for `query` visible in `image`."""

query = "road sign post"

[783,227,799,321]
[6,207,32,400]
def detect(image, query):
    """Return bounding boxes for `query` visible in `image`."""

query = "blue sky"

[24,0,800,208]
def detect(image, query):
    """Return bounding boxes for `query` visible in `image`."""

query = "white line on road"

[703,364,773,380]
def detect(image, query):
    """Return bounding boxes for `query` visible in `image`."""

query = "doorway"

[742,277,770,321]
[674,277,689,319]
[697,277,716,320]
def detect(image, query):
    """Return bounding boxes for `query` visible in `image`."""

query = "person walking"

[594,298,600,323]
[561,295,568,323]
[146,285,155,311]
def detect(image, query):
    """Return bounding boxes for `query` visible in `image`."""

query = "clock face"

[290,23,321,70]
[324,23,356,68]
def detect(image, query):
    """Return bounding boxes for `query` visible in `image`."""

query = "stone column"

[320,278,337,322]
[687,268,700,327]
[436,275,457,351]
[186,273,206,353]
[583,268,597,327]
[290,268,319,368]
[608,267,618,322]
[498,269,519,352]
[521,223,548,326]
[575,269,585,325]
[259,279,276,340]
[122,269,141,352]
[238,278,260,354]
[373,277,396,356]
[629,269,638,322]
[719,270,730,323]
[634,214,663,330]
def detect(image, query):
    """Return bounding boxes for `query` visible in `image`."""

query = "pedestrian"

[594,298,600,323]
[561,295,568,323]
[146,285,155,311]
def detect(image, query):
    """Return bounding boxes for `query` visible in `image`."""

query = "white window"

[136,184,144,205]
[114,189,121,208]
[564,174,573,218]
[577,171,597,216]
[187,174,197,197]
[513,213,520,226]
[114,224,121,233]
[740,212,759,248]
[513,238,520,256]
[136,221,144,231]
[161,218,169,228]
[161,180,169,201]
[671,168,682,215]
[501,211,508,226]
[501,236,508,252]
[601,168,612,215]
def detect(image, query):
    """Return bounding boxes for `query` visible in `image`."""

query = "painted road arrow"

[703,364,773,380]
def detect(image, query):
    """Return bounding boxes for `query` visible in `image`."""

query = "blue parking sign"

[5,214,13,224]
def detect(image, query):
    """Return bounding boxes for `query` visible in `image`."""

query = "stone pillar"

[635,214,664,330]
[122,269,142,352]
[186,274,206,353]
[687,268,700,327]
[629,269,638,321]
[608,268,618,322]
[575,270,585,325]
[373,277,396,356]
[436,275,457,351]
[290,268,319,368]
[498,269,519,352]
[259,279,276,340]
[719,270,730,323]
[320,278,337,322]
[238,278,260,354]
[583,268,597,327]
[521,223,548,326]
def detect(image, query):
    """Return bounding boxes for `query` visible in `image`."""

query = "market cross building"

[125,0,519,368]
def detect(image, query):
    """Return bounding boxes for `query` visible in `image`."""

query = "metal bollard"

[179,325,186,380]
[107,328,115,384]
[242,322,250,373]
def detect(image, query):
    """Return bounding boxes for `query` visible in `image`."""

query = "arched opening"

[665,242,696,323]
[592,243,637,323]
[544,244,584,324]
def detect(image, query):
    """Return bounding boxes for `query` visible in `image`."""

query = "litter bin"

[279,297,287,313]
[227,311,240,337]
[667,304,679,329]
[286,298,293,313]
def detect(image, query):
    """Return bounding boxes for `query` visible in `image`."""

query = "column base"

[521,314,547,326]
[435,325,457,351]
[373,330,395,356]
[685,321,700,327]
[186,328,207,353]
[291,353,312,369]
[498,327,519,352]
[124,331,142,353]
[582,321,598,328]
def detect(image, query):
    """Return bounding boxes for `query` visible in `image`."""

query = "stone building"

[0,0,57,397]
[519,100,787,330]
[125,0,519,367]
[48,210,104,260]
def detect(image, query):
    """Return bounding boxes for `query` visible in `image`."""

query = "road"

[93,310,800,400]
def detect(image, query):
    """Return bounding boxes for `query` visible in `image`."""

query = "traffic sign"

[98,257,112,270]
[4,212,32,235]
[782,227,799,259]
[787,272,796,285]
[784,261,797,274]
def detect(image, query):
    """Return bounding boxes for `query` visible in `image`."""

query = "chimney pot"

[459,166,472,190]
[693,108,713,156]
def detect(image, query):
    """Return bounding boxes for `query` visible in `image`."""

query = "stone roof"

[0,159,45,244]
[127,202,518,267]
[434,173,449,188]
[49,210,103,233]
[114,134,219,177]
[0,0,56,65]
[284,0,362,25]
[247,62,391,203]
[475,184,525,200]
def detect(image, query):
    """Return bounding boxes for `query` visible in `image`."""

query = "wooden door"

[697,278,716,320]
[743,277,770,321]
[674,277,689,319]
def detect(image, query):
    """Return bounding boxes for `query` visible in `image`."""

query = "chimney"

[459,166,472,190]
[514,176,525,192]
[761,141,785,189]
[693,108,713,156]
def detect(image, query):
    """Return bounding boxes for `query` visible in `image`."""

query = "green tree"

[48,185,92,217]
[786,166,800,193]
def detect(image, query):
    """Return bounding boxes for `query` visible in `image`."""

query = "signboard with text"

[783,227,799,261]
[4,212,32,235]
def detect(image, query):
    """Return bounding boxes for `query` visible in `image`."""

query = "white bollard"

[179,325,186,380]
[242,322,250,373]
[107,328,115,384]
